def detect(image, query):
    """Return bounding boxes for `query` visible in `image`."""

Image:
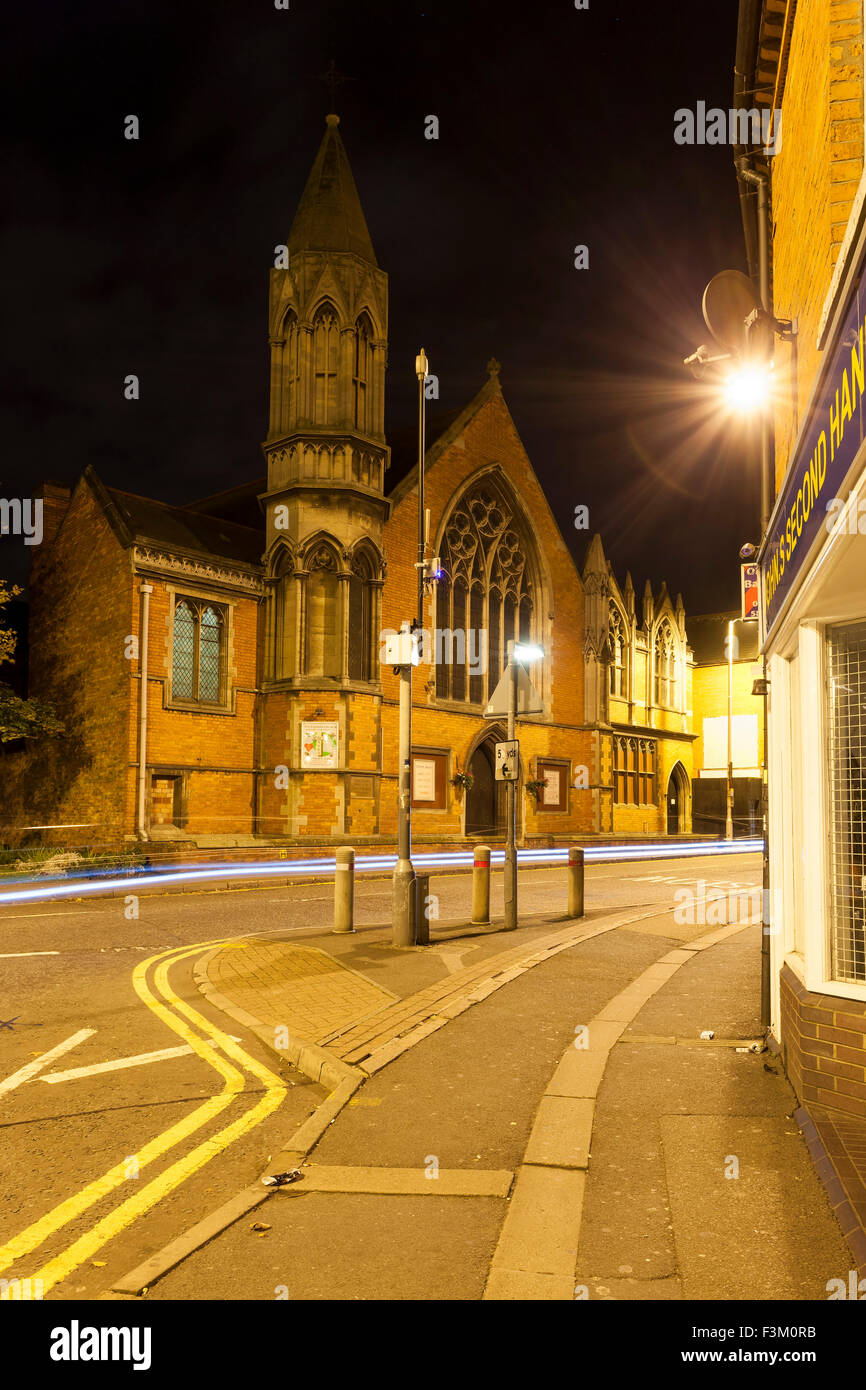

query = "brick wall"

[691,662,764,772]
[379,388,595,841]
[1,479,133,845]
[781,963,866,1119]
[136,577,259,835]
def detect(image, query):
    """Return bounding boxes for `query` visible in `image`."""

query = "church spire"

[288,114,377,265]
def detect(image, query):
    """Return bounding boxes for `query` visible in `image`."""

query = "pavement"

[128,874,854,1300]
[0,852,854,1302]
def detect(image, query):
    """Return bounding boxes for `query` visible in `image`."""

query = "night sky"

[4,0,757,614]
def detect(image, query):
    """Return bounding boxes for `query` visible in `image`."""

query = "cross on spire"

[318,59,353,113]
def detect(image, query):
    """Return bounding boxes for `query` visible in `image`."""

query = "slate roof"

[104,485,263,567]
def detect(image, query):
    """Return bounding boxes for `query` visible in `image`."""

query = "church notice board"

[411,752,446,809]
[301,721,339,769]
[536,760,568,811]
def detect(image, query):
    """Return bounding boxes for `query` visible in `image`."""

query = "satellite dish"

[702,270,762,355]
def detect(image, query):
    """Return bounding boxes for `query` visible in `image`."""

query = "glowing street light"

[723,364,771,412]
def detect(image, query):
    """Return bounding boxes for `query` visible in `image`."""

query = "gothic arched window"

[312,304,340,426]
[348,549,376,681]
[279,311,301,433]
[272,549,297,681]
[172,598,225,704]
[353,314,373,433]
[434,482,537,706]
[654,623,678,708]
[609,605,627,697]
[305,545,341,678]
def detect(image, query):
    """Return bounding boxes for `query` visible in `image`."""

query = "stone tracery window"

[609,605,627,697]
[654,622,678,708]
[305,544,341,678]
[435,482,536,705]
[267,537,381,685]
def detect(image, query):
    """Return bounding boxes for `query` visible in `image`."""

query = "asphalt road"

[0,852,762,1300]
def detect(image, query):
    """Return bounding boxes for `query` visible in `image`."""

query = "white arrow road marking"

[0,1028,96,1098]
[41,1037,244,1083]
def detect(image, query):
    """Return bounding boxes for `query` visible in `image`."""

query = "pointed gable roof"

[289,114,377,265]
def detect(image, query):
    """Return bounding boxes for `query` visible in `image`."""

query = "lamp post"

[503,640,544,933]
[391,620,416,947]
[726,618,734,840]
[390,349,430,948]
[416,349,428,627]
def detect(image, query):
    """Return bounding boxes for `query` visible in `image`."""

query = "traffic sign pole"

[504,640,518,931]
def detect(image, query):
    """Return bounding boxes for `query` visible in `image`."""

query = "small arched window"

[172,598,226,704]
[353,314,373,433]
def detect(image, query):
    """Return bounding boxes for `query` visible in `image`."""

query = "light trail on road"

[0,838,764,907]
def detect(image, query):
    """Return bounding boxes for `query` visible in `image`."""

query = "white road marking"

[0,950,61,958]
[41,1036,243,1083]
[0,1029,96,1098]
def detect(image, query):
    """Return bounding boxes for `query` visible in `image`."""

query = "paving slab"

[661,1114,852,1299]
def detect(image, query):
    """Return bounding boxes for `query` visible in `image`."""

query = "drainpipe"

[735,153,774,1034]
[735,156,773,534]
[137,582,153,840]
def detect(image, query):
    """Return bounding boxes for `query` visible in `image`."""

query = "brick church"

[4,113,708,849]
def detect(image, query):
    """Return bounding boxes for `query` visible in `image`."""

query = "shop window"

[828,621,866,983]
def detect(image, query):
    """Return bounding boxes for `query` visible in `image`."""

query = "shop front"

[761,219,866,1121]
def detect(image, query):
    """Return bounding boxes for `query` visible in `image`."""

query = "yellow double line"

[0,937,286,1297]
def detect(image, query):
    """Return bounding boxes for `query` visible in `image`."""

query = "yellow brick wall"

[772,0,864,486]
[691,663,765,773]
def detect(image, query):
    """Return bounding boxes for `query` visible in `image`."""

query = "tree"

[0,580,63,741]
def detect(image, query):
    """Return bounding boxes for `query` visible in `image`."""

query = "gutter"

[733,0,764,283]
[136,581,153,840]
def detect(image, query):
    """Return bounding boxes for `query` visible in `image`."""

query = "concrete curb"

[193,950,362,1093]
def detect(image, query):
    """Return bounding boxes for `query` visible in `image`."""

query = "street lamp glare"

[514,642,544,663]
[723,365,770,412]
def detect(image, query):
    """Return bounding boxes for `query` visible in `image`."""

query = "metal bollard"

[472,845,491,924]
[414,872,431,945]
[567,845,585,919]
[333,846,355,933]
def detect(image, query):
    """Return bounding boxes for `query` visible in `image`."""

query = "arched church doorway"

[465,736,507,837]
[666,762,689,835]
